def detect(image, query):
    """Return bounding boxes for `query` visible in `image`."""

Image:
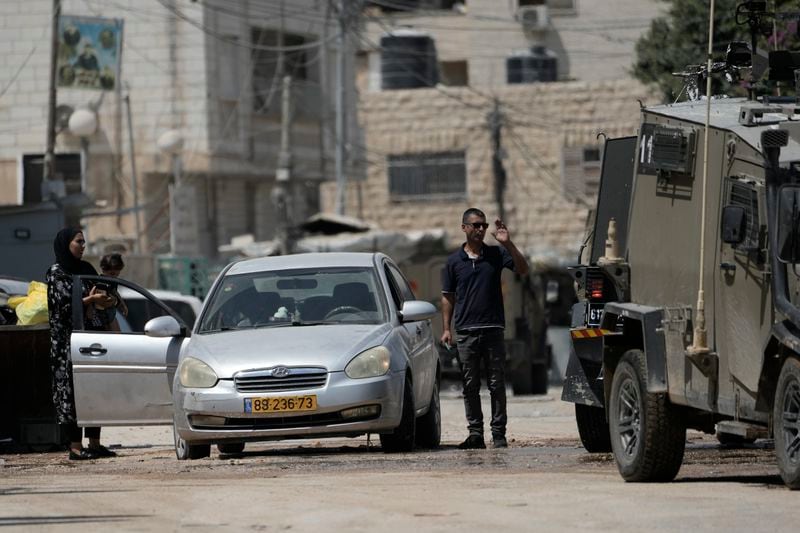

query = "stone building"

[323,0,661,262]
[321,80,652,262]
[0,0,356,262]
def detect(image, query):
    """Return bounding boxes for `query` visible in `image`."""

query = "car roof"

[226,252,383,276]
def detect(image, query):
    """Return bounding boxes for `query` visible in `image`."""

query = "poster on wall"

[57,15,123,91]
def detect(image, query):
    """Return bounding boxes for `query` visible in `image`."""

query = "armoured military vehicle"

[562,3,800,488]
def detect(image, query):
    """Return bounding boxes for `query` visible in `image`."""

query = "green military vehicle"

[563,4,800,489]
[399,254,568,395]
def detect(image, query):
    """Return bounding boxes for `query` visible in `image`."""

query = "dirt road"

[1,384,795,531]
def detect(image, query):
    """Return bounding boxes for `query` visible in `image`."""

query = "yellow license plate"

[244,395,317,414]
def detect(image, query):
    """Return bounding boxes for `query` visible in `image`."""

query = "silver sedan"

[171,252,440,458]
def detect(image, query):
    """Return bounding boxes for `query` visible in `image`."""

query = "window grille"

[387,151,466,200]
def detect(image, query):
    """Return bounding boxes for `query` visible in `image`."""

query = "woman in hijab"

[46,228,118,460]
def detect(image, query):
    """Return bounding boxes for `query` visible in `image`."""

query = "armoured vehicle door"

[714,177,772,394]
[70,276,187,426]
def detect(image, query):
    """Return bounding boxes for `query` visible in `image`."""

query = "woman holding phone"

[46,228,118,460]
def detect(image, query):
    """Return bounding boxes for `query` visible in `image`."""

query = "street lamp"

[67,108,97,197]
[157,129,184,256]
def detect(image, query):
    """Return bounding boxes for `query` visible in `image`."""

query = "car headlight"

[345,346,391,379]
[179,357,218,388]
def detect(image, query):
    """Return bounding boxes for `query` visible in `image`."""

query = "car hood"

[185,323,393,377]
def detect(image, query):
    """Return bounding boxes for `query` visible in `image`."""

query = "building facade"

[0,0,356,260]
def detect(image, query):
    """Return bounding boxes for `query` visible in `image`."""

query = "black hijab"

[53,228,98,276]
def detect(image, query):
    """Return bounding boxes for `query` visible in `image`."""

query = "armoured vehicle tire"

[575,403,611,453]
[217,442,246,455]
[415,378,441,448]
[531,363,549,395]
[511,358,534,395]
[609,349,685,482]
[173,423,210,460]
[380,378,416,453]
[773,356,800,489]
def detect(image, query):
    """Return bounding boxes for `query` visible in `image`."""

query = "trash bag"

[10,281,49,325]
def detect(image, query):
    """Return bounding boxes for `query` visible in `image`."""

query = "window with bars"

[728,181,761,254]
[387,151,467,201]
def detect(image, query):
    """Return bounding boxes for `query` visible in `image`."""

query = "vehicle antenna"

[688,0,716,357]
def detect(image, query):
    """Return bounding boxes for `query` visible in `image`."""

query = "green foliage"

[633,0,800,102]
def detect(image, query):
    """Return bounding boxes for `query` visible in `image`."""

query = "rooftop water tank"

[506,46,558,84]
[381,30,439,90]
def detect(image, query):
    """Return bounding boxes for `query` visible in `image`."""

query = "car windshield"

[198,267,386,333]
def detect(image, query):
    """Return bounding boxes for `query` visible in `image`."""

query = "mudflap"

[561,335,605,407]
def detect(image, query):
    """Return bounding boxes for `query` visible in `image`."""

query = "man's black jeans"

[456,328,507,439]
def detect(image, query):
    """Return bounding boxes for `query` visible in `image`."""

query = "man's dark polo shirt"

[441,244,515,332]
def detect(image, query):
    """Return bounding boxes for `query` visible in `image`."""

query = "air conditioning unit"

[518,5,549,33]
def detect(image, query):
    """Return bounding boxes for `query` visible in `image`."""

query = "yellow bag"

[12,281,49,326]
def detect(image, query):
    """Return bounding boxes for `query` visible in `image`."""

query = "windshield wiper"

[291,320,328,326]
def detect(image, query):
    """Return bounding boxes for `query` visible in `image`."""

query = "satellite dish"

[55,104,74,133]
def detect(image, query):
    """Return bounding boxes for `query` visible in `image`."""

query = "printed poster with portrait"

[57,15,123,91]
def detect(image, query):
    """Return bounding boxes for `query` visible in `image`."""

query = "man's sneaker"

[458,435,486,449]
[491,436,508,449]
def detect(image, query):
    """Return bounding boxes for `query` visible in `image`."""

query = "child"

[99,253,128,331]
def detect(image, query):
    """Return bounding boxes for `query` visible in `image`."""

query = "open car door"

[71,275,188,426]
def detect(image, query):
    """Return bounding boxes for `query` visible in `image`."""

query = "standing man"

[441,208,529,449]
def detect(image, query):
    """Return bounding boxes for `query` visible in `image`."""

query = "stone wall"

[322,80,654,263]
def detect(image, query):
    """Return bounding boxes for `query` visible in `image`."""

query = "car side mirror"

[777,184,800,263]
[145,315,182,337]
[399,300,436,322]
[721,205,746,245]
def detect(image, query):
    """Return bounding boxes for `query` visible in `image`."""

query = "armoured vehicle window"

[727,180,761,256]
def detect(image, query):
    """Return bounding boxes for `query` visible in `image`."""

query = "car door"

[384,262,436,408]
[71,275,187,426]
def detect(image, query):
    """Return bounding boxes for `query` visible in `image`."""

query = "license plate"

[587,303,604,327]
[244,395,317,414]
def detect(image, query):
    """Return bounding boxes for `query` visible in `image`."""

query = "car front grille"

[234,366,328,393]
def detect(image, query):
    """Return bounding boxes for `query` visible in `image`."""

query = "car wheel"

[575,403,611,453]
[774,356,800,489]
[415,378,441,448]
[173,423,210,460]
[217,442,245,455]
[609,349,685,482]
[380,378,416,453]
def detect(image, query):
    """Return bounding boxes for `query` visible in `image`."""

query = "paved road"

[1,384,795,531]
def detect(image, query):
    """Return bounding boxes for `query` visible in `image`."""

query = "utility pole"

[488,99,507,221]
[123,90,143,254]
[44,0,61,193]
[273,75,293,255]
[334,0,347,215]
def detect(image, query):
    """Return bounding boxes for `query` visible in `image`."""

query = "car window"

[161,300,197,328]
[74,279,176,334]
[388,264,416,301]
[198,267,386,333]
[383,265,403,310]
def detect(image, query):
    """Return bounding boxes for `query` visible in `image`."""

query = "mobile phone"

[94,282,111,294]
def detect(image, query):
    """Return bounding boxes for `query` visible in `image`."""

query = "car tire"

[609,349,685,482]
[173,423,210,460]
[415,378,441,449]
[217,442,245,455]
[773,356,800,489]
[575,403,612,453]
[380,378,416,453]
